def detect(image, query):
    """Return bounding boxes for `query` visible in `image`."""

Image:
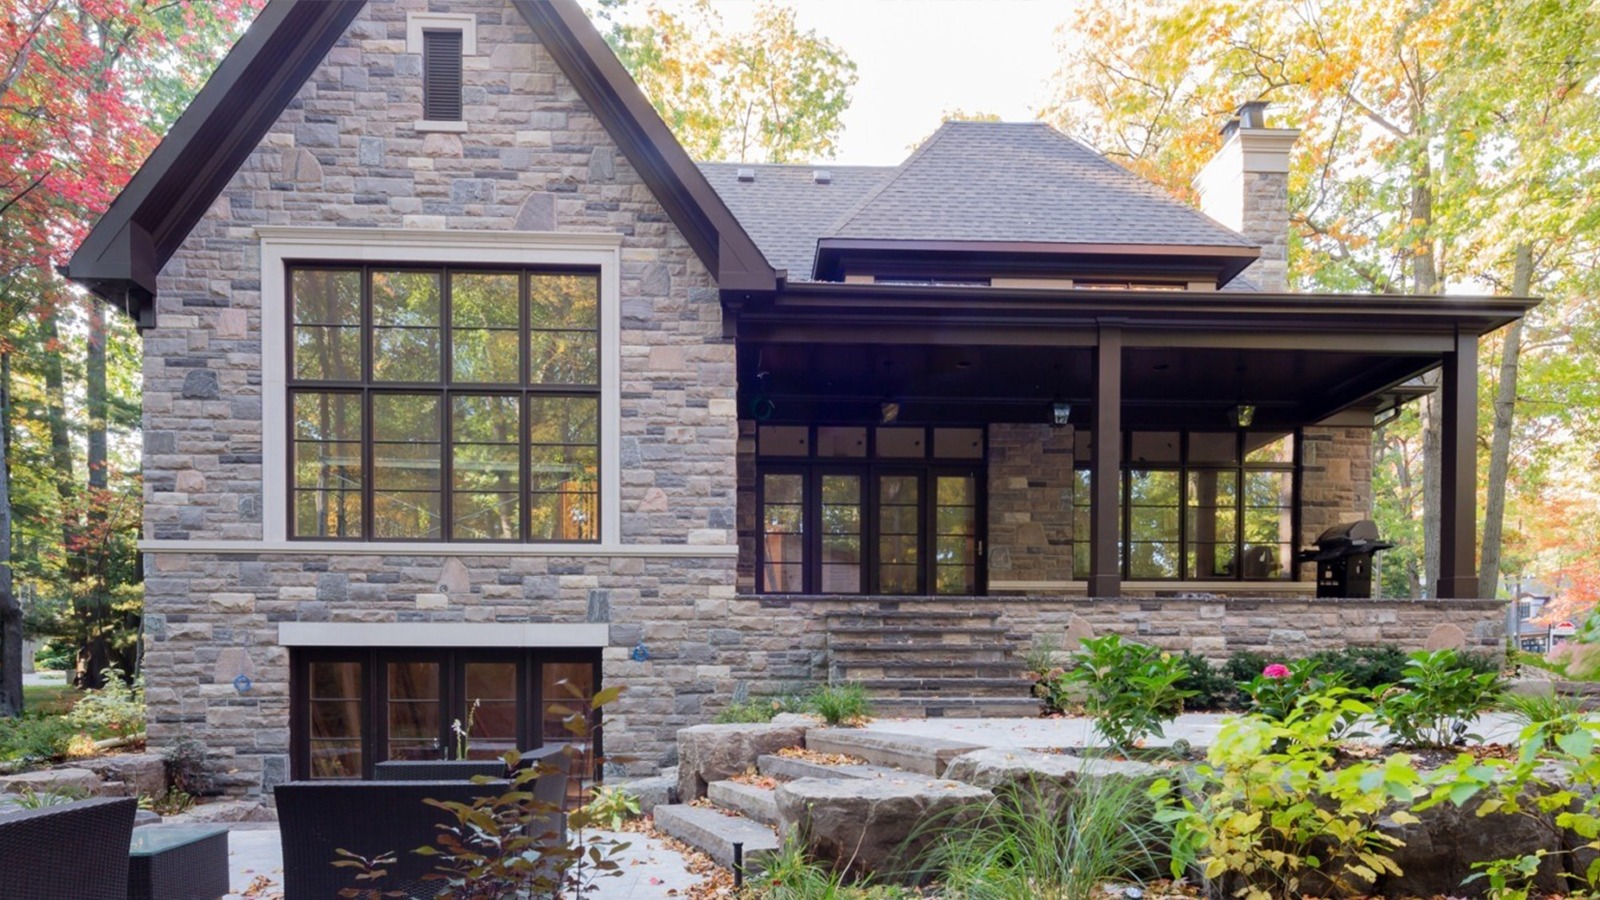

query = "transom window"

[1072,431,1297,581]
[756,425,985,595]
[289,266,600,542]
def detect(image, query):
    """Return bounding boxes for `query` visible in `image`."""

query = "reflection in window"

[308,661,363,779]
[762,474,805,592]
[287,266,601,542]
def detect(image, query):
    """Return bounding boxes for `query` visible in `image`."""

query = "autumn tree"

[1,0,260,709]
[1046,0,1600,598]
[599,0,858,162]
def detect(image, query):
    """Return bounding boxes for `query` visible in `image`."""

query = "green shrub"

[1373,649,1503,748]
[914,769,1163,897]
[65,666,145,738]
[1053,634,1192,752]
[31,640,73,673]
[809,682,872,727]
[1023,635,1060,679]
[1223,650,1270,687]
[1156,692,1420,899]
[582,784,641,830]
[13,785,87,809]
[714,699,779,724]
[1500,689,1587,741]
[753,838,908,899]
[1175,651,1239,710]
[1305,645,1410,692]
[0,714,74,764]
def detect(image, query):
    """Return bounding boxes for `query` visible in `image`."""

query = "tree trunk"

[1410,158,1443,598]
[1479,244,1532,599]
[40,306,75,513]
[79,300,111,690]
[0,351,22,717]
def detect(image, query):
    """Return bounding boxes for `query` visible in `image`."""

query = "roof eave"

[811,238,1261,284]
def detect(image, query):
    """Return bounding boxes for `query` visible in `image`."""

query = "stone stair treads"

[805,728,983,777]
[652,802,780,870]
[706,780,780,826]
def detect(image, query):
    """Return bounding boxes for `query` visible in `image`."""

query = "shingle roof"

[699,121,1254,281]
[697,163,891,280]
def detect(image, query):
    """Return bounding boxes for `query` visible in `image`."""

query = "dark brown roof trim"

[64,0,366,328]
[760,280,1536,337]
[812,238,1260,284]
[511,0,776,294]
[67,0,777,330]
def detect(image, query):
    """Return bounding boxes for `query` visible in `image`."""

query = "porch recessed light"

[1051,402,1072,427]
[880,402,900,424]
[1231,404,1257,428]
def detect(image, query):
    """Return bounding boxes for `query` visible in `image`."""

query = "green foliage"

[1239,660,1365,742]
[751,838,912,899]
[138,788,196,817]
[1373,650,1504,748]
[582,785,640,831]
[809,682,871,727]
[1155,692,1419,900]
[1175,651,1238,711]
[913,772,1162,898]
[0,711,74,764]
[1052,634,1192,752]
[1305,645,1412,692]
[31,641,73,673]
[12,784,87,809]
[1501,690,1587,740]
[714,698,779,724]
[1022,635,1059,680]
[64,665,144,737]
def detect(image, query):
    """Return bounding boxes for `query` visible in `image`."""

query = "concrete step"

[828,641,1013,656]
[805,728,984,777]
[826,625,1014,640]
[652,803,781,871]
[852,676,1032,695]
[707,779,779,826]
[824,611,1002,628]
[832,660,1025,680]
[756,753,940,784]
[872,695,1043,718]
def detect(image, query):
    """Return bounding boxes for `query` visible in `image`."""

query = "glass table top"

[129,824,229,855]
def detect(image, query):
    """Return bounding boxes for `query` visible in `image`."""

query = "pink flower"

[1262,663,1291,679]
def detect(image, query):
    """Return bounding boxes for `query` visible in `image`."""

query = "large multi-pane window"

[756,425,984,595]
[1072,431,1297,581]
[289,266,599,542]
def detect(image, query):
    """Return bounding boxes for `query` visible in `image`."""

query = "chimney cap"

[1236,100,1268,129]
[1219,117,1241,140]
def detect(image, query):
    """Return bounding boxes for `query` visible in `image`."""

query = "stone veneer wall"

[141,0,759,797]
[1300,424,1375,548]
[986,424,1076,582]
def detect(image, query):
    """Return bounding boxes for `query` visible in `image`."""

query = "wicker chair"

[275,780,510,898]
[0,796,137,900]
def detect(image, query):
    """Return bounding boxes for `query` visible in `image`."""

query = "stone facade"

[1301,423,1375,546]
[986,424,1075,583]
[142,0,746,795]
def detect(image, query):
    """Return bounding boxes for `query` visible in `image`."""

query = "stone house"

[65,0,1529,798]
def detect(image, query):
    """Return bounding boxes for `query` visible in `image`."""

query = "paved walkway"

[223,824,704,899]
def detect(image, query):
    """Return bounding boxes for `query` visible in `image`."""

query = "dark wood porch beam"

[1089,325,1122,598]
[1437,330,1479,599]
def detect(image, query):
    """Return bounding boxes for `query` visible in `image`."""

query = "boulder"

[170,798,276,824]
[0,768,102,797]
[676,722,806,801]
[1375,796,1564,898]
[943,747,1170,824]
[82,752,167,797]
[611,773,676,811]
[774,775,989,881]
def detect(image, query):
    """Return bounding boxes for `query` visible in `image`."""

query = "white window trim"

[407,13,476,133]
[258,226,624,551]
[279,622,609,648]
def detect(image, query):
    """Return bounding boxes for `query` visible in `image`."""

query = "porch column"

[1089,325,1122,597]
[1437,329,1479,599]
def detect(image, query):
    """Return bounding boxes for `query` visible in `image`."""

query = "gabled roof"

[827,121,1255,248]
[698,163,890,281]
[64,0,776,329]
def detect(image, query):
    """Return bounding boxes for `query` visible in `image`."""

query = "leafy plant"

[583,784,641,830]
[1223,651,1270,686]
[1240,659,1365,741]
[1305,645,1410,692]
[1052,634,1193,752]
[1176,651,1239,711]
[752,838,910,899]
[12,785,87,809]
[1500,689,1587,740]
[810,682,872,727]
[65,665,145,737]
[139,788,196,817]
[0,713,75,764]
[913,769,1163,898]
[1023,635,1060,679]
[1373,649,1503,748]
[1155,692,1420,900]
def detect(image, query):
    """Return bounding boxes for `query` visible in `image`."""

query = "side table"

[128,824,230,900]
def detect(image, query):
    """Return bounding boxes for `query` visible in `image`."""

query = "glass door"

[817,472,864,593]
[459,656,520,760]
[933,471,981,594]
[875,472,922,594]
[383,655,445,761]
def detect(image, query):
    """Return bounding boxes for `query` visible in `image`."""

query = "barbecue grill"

[1298,520,1394,598]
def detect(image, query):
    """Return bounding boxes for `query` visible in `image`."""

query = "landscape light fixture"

[1051,401,1072,427]
[1231,404,1257,428]
[880,402,900,424]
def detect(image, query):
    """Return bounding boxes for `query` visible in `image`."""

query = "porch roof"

[729,282,1535,430]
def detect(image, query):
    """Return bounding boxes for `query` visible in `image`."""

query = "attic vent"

[812,170,832,184]
[423,30,463,122]
[736,167,756,183]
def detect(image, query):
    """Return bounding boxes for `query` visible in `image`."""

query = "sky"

[647,1,1082,166]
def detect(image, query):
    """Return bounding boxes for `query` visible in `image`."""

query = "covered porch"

[730,283,1533,601]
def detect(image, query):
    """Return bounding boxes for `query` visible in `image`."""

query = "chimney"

[1194,102,1299,291]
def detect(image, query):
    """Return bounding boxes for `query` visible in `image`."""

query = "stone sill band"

[137,540,738,558]
[278,622,609,648]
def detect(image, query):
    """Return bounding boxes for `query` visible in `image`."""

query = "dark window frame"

[1072,429,1300,582]
[287,263,601,544]
[422,28,464,122]
[289,647,601,782]
[754,425,988,596]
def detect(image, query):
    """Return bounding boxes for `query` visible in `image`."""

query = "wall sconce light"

[880,402,900,424]
[1231,404,1256,428]
[1051,401,1072,427]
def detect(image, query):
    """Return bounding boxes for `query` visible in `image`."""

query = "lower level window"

[292,648,599,782]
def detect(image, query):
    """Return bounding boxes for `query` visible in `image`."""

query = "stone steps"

[652,802,781,870]
[853,675,1033,694]
[706,779,780,826]
[756,753,939,784]
[872,695,1042,718]
[805,728,983,777]
[826,625,1017,639]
